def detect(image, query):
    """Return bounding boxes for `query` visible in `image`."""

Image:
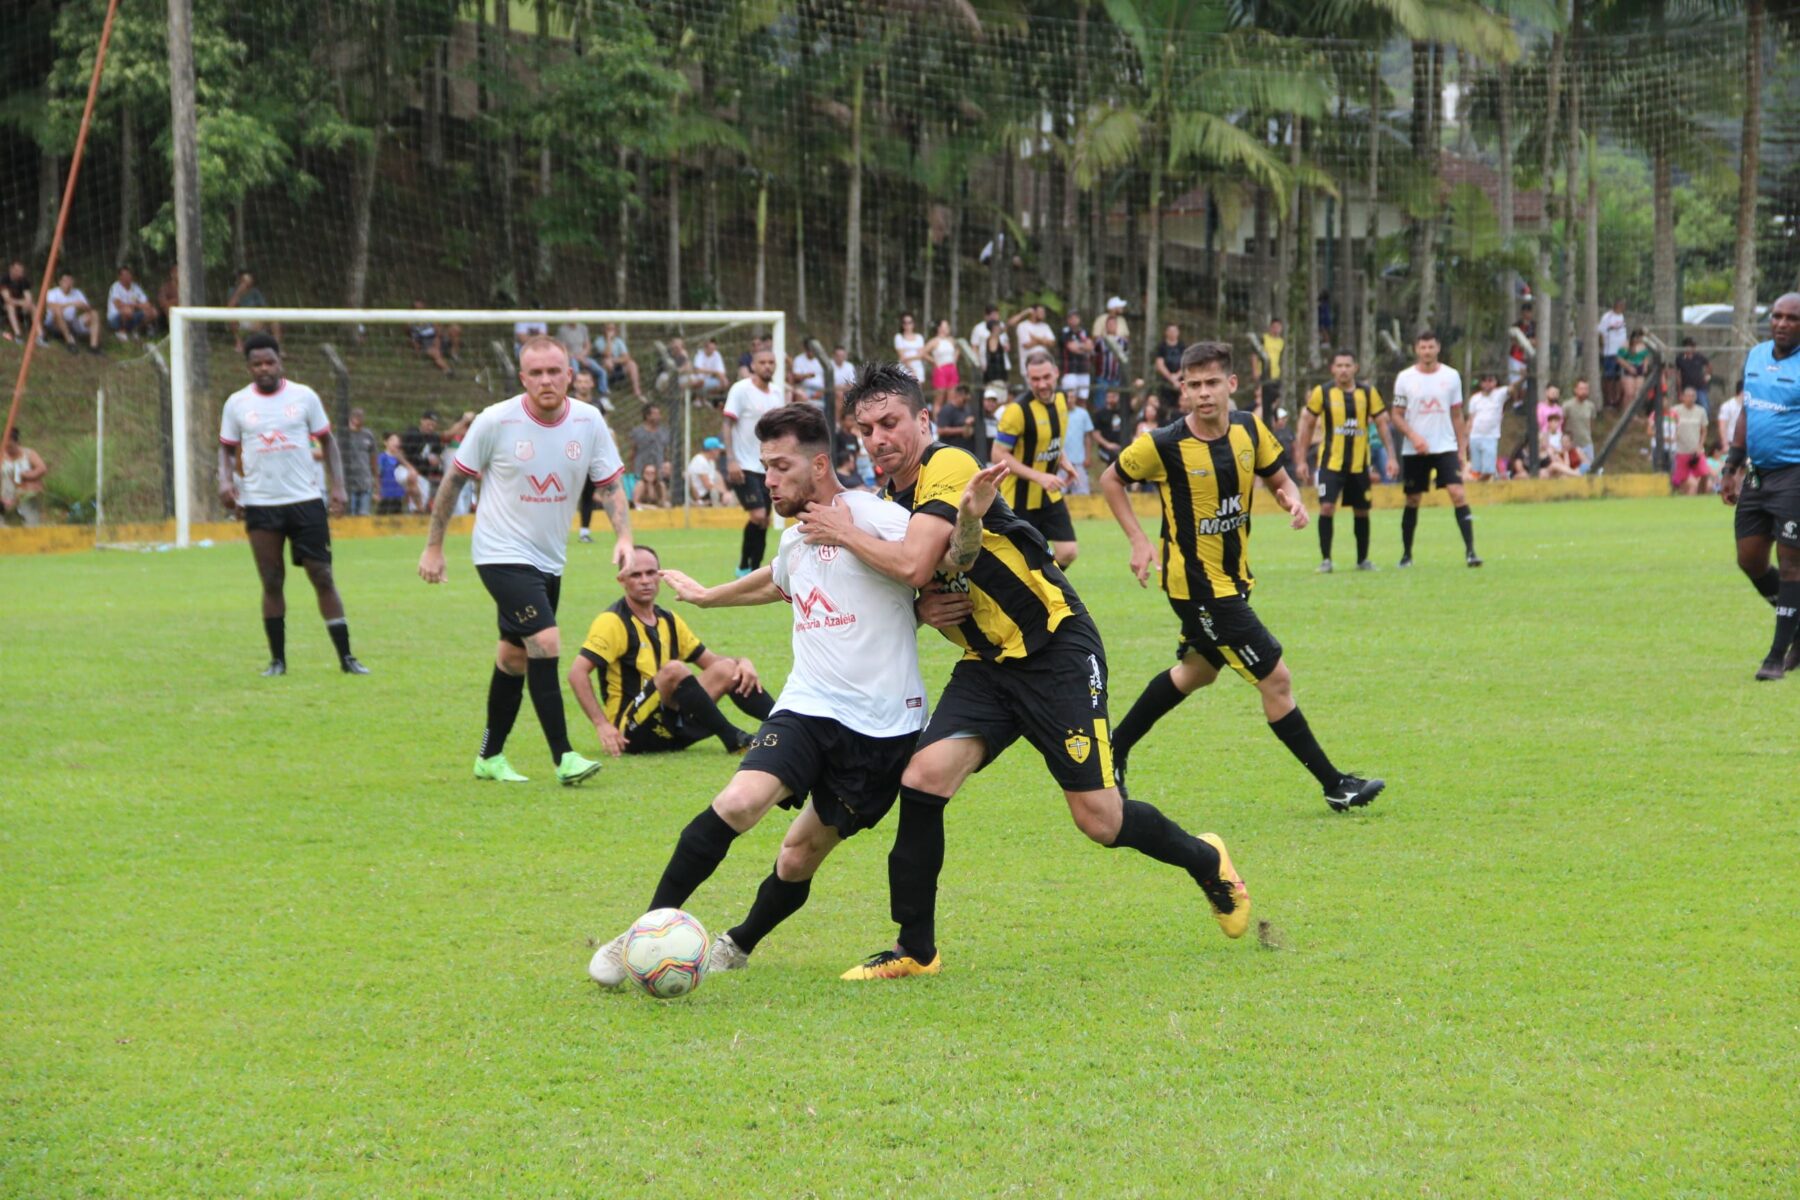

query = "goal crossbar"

[167,307,787,548]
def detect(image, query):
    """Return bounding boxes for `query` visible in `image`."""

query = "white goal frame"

[167,307,787,547]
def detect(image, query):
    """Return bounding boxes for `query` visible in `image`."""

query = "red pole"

[2,0,124,454]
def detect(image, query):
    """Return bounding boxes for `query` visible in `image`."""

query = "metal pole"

[170,310,190,546]
[168,0,206,390]
[94,386,105,534]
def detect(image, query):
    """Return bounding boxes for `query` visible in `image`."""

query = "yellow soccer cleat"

[840,948,942,981]
[1197,833,1251,939]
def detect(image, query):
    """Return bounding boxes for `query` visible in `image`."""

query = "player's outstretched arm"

[660,566,780,608]
[941,462,1008,575]
[596,477,634,570]
[1099,463,1157,587]
[1267,467,1310,530]
[992,443,1062,493]
[418,470,470,583]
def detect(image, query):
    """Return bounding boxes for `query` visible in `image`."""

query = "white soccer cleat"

[706,932,748,973]
[588,930,629,988]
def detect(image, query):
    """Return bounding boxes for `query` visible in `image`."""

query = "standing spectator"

[1153,323,1185,412]
[936,383,975,452]
[686,436,726,506]
[1563,379,1599,475]
[1257,317,1286,414]
[791,342,826,408]
[1093,311,1128,414]
[1090,382,1132,468]
[969,304,1010,385]
[1597,298,1629,408]
[1508,302,1536,395]
[1668,387,1712,495]
[1010,302,1056,362]
[375,433,414,515]
[408,300,462,375]
[400,411,444,506]
[829,345,857,418]
[981,381,1007,449]
[1674,338,1712,412]
[105,266,157,341]
[1466,370,1508,481]
[692,337,729,402]
[1063,389,1095,494]
[632,463,671,509]
[1104,295,1132,342]
[1536,383,1564,432]
[1716,381,1745,454]
[1135,393,1164,439]
[1618,330,1652,412]
[1,261,36,343]
[557,320,606,382]
[1,426,47,526]
[226,270,280,351]
[43,273,102,353]
[924,317,959,405]
[893,312,926,382]
[736,334,765,379]
[340,407,379,516]
[599,323,642,398]
[1538,413,1581,478]
[1057,309,1095,401]
[629,403,673,486]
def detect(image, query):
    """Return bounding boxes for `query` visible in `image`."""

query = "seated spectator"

[573,365,614,416]
[830,345,857,417]
[558,319,606,382]
[376,432,422,515]
[106,266,157,342]
[43,272,102,353]
[834,406,875,487]
[1618,330,1651,411]
[408,299,461,374]
[1538,413,1580,478]
[1668,386,1712,496]
[2,426,48,526]
[2,261,38,344]
[400,411,444,504]
[686,436,726,506]
[226,270,279,351]
[834,446,867,492]
[737,335,767,379]
[691,337,728,401]
[512,315,549,363]
[629,402,673,485]
[632,462,671,509]
[599,322,641,398]
[936,384,975,452]
[791,342,827,408]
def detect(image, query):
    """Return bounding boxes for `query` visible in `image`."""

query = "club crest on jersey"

[284,404,300,420]
[565,440,583,461]
[816,545,839,562]
[1785,520,1797,540]
[1064,732,1091,764]
[1238,449,1253,471]
[515,440,536,462]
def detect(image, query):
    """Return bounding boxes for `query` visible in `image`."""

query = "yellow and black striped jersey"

[1116,411,1288,601]
[578,598,705,727]
[888,441,1083,662]
[1304,382,1386,473]
[995,392,1068,512]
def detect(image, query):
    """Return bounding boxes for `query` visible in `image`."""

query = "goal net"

[126,308,789,548]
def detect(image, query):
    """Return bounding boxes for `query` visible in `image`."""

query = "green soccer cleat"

[473,754,530,783]
[556,751,603,786]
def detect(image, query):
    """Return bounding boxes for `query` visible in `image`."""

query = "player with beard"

[217,332,367,676]
[722,347,784,575]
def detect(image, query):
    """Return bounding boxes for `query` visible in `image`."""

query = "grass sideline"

[3,497,1796,1198]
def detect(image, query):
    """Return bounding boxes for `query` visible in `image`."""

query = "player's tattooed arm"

[940,462,1007,574]
[596,476,634,569]
[426,470,468,547]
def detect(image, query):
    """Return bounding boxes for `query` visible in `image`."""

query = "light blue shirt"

[1742,340,1800,470]
[1064,405,1095,465]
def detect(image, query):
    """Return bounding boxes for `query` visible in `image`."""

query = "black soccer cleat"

[340,655,371,675]
[1784,640,1800,674]
[1754,657,1786,682]
[1356,560,1378,571]
[1466,551,1484,568]
[1397,555,1413,569]
[260,659,287,677]
[1325,774,1385,812]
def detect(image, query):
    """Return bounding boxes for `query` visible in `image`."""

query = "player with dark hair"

[589,401,970,983]
[1292,348,1398,571]
[1391,330,1481,567]
[992,350,1079,568]
[418,334,631,785]
[568,543,774,756]
[1099,341,1384,813]
[807,361,1250,981]
[217,332,367,676]
[1721,291,1800,680]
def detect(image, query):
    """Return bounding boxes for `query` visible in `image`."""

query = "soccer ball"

[624,908,709,999]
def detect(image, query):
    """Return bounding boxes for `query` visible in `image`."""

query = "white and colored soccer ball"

[624,908,709,999]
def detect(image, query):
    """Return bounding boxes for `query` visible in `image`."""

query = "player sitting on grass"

[568,545,774,757]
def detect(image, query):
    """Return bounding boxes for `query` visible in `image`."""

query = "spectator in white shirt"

[893,312,926,382]
[512,317,549,363]
[1716,383,1745,455]
[692,338,729,402]
[1597,298,1628,409]
[969,304,1011,386]
[687,436,726,506]
[105,266,157,341]
[1465,370,1508,481]
[1010,303,1057,361]
[829,346,858,418]
[44,273,101,353]
[791,345,826,408]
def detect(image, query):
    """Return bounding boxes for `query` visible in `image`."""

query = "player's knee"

[1068,791,1121,844]
[1055,542,1078,568]
[1260,661,1293,697]
[303,562,334,591]
[495,641,528,674]
[257,564,285,594]
[1319,503,1337,516]
[712,781,776,830]
[749,509,769,528]
[654,660,689,692]
[524,627,561,659]
[775,834,830,882]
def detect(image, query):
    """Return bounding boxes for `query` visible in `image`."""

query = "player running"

[588,404,970,984]
[1721,291,1800,681]
[810,361,1250,982]
[1099,341,1384,813]
[722,347,783,576]
[567,544,774,757]
[217,332,367,677]
[991,351,1080,569]
[418,335,632,785]
[1391,330,1481,567]
[1292,348,1398,572]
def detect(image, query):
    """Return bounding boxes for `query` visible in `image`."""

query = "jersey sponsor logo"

[1335,421,1362,436]
[522,473,567,503]
[906,696,924,708]
[255,429,299,451]
[1414,398,1447,415]
[792,586,858,631]
[1087,653,1104,709]
[565,439,583,461]
[515,439,536,462]
[1198,493,1248,536]
[1064,732,1091,764]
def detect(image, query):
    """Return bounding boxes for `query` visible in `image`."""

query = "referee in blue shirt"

[1722,292,1800,680]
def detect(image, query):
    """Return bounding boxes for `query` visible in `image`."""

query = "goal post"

[166,307,787,548]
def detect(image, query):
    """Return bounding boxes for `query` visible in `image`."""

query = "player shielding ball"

[1099,341,1384,813]
[1721,292,1800,681]
[1292,349,1398,572]
[1391,331,1482,568]
[217,332,366,677]
[418,335,632,785]
[588,404,953,984]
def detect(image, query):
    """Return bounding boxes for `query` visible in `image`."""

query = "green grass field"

[4,497,1797,1198]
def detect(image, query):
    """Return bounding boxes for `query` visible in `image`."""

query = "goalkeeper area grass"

[3,497,1796,1197]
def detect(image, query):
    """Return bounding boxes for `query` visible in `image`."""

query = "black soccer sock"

[648,806,740,911]
[729,687,775,721]
[1269,706,1342,790]
[738,523,757,571]
[671,675,748,750]
[1401,506,1419,556]
[1113,670,1188,761]
[263,615,286,663]
[1753,565,1780,605]
[748,522,768,567]
[727,867,813,954]
[479,666,525,758]
[325,617,352,660]
[1354,514,1371,563]
[1769,580,1800,662]
[525,656,573,762]
[1318,514,1335,561]
[889,789,947,962]
[1454,504,1477,554]
[1108,798,1219,883]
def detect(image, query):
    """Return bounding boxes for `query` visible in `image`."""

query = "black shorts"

[1735,464,1800,548]
[1316,467,1371,509]
[1261,380,1282,409]
[732,470,770,512]
[242,499,331,566]
[621,702,712,755]
[475,563,561,644]
[1020,498,1076,544]
[1170,593,1283,683]
[739,711,917,838]
[917,616,1115,793]
[1402,450,1463,495]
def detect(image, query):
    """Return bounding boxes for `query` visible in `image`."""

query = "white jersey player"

[1389,330,1481,568]
[216,332,365,677]
[589,402,995,986]
[418,335,633,786]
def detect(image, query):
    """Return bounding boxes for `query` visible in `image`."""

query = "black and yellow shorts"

[620,692,711,754]
[1170,593,1283,683]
